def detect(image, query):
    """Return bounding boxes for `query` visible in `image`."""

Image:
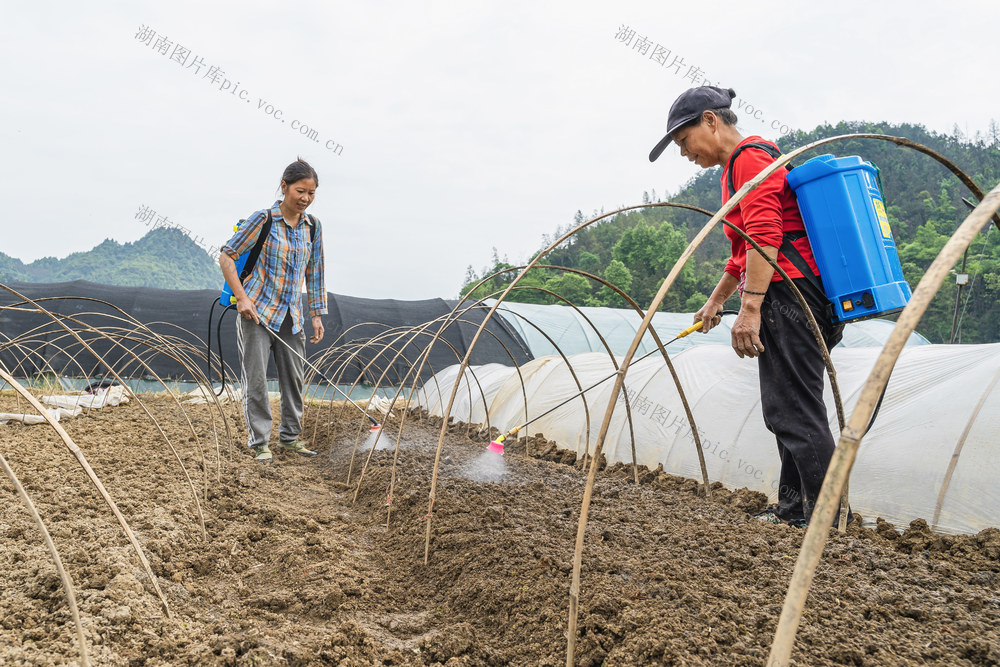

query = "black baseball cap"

[648,86,737,162]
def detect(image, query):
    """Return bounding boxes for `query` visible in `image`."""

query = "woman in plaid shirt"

[219,159,328,463]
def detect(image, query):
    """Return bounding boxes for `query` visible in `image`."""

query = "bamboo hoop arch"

[0,296,209,540]
[766,183,1000,666]
[565,132,998,665]
[420,205,723,565]
[0,367,171,616]
[350,313,527,504]
[0,449,89,665]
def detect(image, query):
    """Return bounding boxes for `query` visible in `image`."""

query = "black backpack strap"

[779,231,836,322]
[779,232,821,292]
[306,213,317,243]
[726,142,790,198]
[727,143,835,321]
[239,209,273,283]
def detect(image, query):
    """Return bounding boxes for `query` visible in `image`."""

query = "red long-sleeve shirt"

[721,136,819,285]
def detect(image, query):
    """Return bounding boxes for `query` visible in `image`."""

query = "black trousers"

[757,279,844,522]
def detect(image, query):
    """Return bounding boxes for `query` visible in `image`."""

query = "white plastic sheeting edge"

[0,407,81,425]
[41,385,130,410]
[415,343,1000,535]
[1,386,130,425]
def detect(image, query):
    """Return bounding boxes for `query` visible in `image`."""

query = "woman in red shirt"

[649,86,846,527]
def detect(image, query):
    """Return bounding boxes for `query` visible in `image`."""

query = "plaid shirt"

[222,200,327,334]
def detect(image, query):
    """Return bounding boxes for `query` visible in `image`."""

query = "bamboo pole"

[564,139,826,665]
[47,322,209,538]
[0,300,213,538]
[385,317,530,526]
[499,284,640,471]
[351,316,520,505]
[766,182,1000,667]
[0,367,171,616]
[563,132,1000,663]
[533,263,714,486]
[0,450,89,666]
[2,296,237,458]
[421,202,719,564]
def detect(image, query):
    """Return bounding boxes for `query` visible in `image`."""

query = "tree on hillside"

[597,259,633,306]
[611,218,692,310]
[460,119,1000,342]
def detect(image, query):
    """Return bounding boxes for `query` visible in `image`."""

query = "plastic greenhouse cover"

[416,342,1000,535]
[486,301,929,359]
[415,362,513,425]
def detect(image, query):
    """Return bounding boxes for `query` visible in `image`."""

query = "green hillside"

[0,227,221,290]
[462,121,1000,344]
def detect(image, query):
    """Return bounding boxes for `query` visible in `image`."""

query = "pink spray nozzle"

[487,440,505,455]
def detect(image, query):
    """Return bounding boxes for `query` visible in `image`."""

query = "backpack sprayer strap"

[727,143,836,323]
[239,210,273,283]
[778,232,836,323]
[725,142,790,199]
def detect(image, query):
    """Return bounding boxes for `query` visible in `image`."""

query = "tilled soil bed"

[0,394,999,665]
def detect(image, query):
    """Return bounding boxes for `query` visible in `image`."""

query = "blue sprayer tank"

[219,220,246,307]
[786,154,912,323]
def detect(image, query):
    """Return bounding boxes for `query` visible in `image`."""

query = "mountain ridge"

[0,227,221,291]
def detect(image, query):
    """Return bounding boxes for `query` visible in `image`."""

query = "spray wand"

[258,324,382,431]
[488,317,726,455]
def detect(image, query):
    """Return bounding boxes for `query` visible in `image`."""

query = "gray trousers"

[236,314,305,448]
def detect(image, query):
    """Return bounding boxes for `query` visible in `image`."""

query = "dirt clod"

[1,397,998,665]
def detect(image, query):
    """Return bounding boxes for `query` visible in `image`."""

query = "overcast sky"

[3,1,998,300]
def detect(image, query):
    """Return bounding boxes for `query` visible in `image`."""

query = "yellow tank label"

[873,199,891,238]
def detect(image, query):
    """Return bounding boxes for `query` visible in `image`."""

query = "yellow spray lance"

[487,317,724,455]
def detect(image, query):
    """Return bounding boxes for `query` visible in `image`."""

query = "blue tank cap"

[787,154,875,190]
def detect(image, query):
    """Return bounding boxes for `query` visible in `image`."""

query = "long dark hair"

[281,158,319,188]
